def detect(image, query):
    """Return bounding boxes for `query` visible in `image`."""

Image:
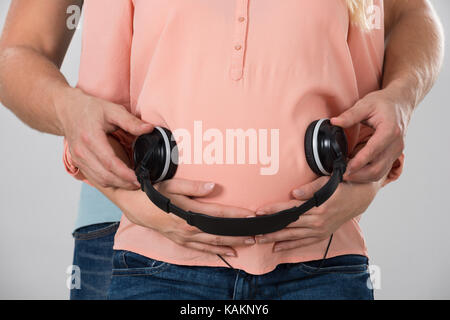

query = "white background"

[0,0,449,299]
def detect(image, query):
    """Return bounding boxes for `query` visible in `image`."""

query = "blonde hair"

[345,0,374,30]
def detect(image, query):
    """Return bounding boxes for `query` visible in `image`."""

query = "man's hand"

[0,1,152,190]
[83,132,257,257]
[57,87,153,190]
[254,177,380,252]
[332,0,444,183]
[331,87,410,182]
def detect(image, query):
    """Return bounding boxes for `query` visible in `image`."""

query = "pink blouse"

[64,0,403,274]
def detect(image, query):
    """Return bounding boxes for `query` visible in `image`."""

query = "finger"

[184,241,237,257]
[159,178,216,197]
[77,154,134,189]
[255,200,303,216]
[84,162,138,189]
[292,176,329,200]
[345,143,399,182]
[273,237,323,252]
[166,192,255,219]
[346,123,397,174]
[106,104,154,136]
[81,166,120,189]
[286,214,319,228]
[182,197,256,218]
[71,144,123,187]
[87,131,140,188]
[255,227,318,244]
[191,233,256,247]
[330,101,373,128]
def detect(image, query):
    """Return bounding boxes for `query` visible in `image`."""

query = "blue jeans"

[108,250,374,300]
[70,222,119,300]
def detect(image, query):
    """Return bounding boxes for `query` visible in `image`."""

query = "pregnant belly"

[139,85,343,213]
[164,111,323,213]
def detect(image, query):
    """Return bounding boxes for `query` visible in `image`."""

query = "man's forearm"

[0,0,83,136]
[0,46,73,136]
[383,1,444,115]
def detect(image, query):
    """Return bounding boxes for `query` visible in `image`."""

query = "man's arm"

[0,0,82,135]
[332,0,444,182]
[383,0,444,102]
[0,0,153,189]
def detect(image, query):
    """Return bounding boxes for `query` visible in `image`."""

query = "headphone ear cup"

[305,120,324,176]
[133,127,179,183]
[133,132,165,183]
[331,126,348,161]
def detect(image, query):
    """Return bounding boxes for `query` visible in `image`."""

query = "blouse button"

[238,16,245,22]
[234,44,242,51]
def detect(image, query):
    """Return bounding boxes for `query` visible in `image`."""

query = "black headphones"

[133,119,348,236]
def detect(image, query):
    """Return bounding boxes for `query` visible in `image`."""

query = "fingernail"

[246,215,255,218]
[204,182,215,190]
[245,238,256,245]
[257,237,267,244]
[134,182,141,188]
[273,246,283,252]
[226,252,236,257]
[293,189,305,198]
[256,210,265,215]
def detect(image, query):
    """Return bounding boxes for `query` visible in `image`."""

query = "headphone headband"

[137,162,344,236]
[134,121,347,236]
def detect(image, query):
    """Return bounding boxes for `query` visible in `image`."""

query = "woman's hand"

[110,178,257,257]
[254,177,382,252]
[57,87,154,190]
[83,132,257,257]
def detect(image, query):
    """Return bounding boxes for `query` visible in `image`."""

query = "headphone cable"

[317,233,333,270]
[217,254,235,269]
[217,233,334,271]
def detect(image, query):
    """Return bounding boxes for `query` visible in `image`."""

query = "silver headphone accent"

[312,118,331,176]
[154,126,171,183]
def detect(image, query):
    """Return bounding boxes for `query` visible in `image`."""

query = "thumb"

[158,178,216,198]
[256,200,304,216]
[292,176,329,200]
[107,104,154,136]
[331,101,371,129]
